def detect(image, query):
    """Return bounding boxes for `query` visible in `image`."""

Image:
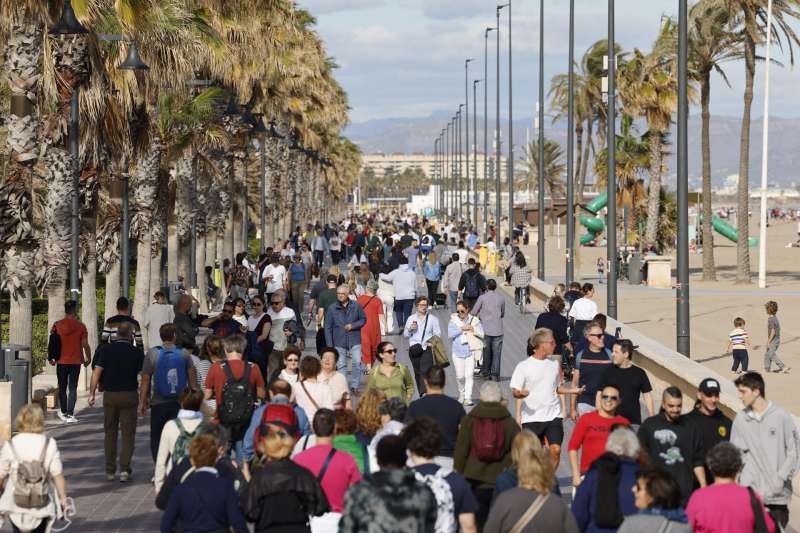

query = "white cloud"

[298,0,385,15]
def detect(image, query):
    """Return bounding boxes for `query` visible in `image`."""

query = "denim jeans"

[482,335,504,379]
[448,291,459,313]
[336,344,363,390]
[56,363,81,415]
[395,299,415,331]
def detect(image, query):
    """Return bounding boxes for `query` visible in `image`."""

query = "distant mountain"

[344,112,800,189]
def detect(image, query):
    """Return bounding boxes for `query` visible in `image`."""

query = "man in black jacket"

[457,258,487,309]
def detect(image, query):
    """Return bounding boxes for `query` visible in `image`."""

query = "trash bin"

[10,358,30,425]
[1,344,29,382]
[628,252,643,285]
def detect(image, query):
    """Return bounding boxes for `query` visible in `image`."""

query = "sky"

[298,0,800,123]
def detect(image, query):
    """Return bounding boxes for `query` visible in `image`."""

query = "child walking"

[726,317,750,373]
[764,301,790,374]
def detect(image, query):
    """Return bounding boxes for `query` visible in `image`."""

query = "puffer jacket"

[240,458,329,532]
[453,401,520,485]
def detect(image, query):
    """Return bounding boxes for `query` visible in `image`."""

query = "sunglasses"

[382,349,397,354]
[601,395,619,401]
[588,333,604,338]
[222,308,234,313]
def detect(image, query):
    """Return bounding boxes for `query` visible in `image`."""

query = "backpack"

[255,403,299,444]
[153,346,188,400]
[463,272,481,299]
[218,362,256,428]
[47,324,61,361]
[172,419,199,466]
[414,467,456,533]
[470,417,506,462]
[8,437,51,509]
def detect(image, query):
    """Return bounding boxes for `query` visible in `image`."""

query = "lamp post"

[51,0,88,300]
[566,0,576,285]
[606,0,618,318]
[465,59,474,222]
[457,106,463,219]
[473,79,480,225]
[92,33,149,299]
[507,0,515,246]
[484,27,496,241]
[253,116,267,256]
[537,0,545,280]
[496,4,508,246]
[676,0,690,356]
[441,129,446,213]
[447,121,452,216]
[758,0,774,289]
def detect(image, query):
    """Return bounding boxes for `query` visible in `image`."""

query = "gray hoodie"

[731,401,800,505]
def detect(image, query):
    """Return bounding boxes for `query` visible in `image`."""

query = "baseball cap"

[698,378,721,396]
[326,274,338,284]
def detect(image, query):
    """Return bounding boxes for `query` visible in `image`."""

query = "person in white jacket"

[448,302,484,405]
[154,388,205,492]
[379,256,417,330]
[143,291,175,350]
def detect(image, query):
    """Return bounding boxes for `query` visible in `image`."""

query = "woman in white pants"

[377,265,395,334]
[447,301,484,405]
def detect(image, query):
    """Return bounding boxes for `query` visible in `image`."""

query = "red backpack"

[470,417,506,462]
[254,403,299,446]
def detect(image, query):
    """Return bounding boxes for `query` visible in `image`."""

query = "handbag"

[508,493,549,533]
[408,314,429,359]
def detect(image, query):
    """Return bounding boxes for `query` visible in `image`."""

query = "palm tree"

[723,0,800,283]
[689,0,742,281]
[618,20,681,250]
[523,138,566,233]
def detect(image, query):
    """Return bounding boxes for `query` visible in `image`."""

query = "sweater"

[160,468,247,533]
[154,413,204,492]
[484,488,579,533]
[571,457,640,533]
[453,401,520,485]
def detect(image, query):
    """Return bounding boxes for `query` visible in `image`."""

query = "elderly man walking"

[471,279,505,381]
[324,285,367,396]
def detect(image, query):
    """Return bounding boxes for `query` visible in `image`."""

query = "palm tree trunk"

[735,21,756,284]
[47,276,66,332]
[80,204,98,391]
[644,135,664,248]
[216,230,227,301]
[196,233,207,313]
[149,247,162,298]
[133,233,151,327]
[104,262,120,319]
[700,71,716,281]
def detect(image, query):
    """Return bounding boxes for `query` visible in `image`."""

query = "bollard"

[0,349,7,381]
[10,358,30,428]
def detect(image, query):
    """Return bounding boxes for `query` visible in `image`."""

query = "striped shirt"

[729,328,748,349]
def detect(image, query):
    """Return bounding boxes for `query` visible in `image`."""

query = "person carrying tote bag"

[447,302,485,406]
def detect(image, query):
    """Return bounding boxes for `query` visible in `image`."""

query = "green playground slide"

[710,216,758,247]
[580,191,607,245]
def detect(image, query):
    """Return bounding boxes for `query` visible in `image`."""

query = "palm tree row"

[1,0,361,360]
[548,0,799,282]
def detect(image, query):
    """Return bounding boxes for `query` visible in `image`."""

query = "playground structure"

[579,191,758,247]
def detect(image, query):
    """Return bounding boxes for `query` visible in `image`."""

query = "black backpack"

[47,324,61,362]
[218,362,256,428]
[463,272,481,299]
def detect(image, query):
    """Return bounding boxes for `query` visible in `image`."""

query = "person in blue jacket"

[161,433,247,533]
[571,426,641,533]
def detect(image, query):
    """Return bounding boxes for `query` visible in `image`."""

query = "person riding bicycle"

[508,251,532,306]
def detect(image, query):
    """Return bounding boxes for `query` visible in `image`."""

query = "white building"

[361,152,508,180]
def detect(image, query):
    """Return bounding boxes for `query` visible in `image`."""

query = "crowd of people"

[1,211,798,533]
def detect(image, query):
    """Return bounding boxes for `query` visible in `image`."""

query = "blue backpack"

[153,346,187,399]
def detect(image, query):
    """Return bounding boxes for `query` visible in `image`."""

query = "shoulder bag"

[508,493,549,533]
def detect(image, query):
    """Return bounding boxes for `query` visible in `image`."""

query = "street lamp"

[496,4,508,246]
[537,0,545,280]
[507,0,514,247]
[447,121,452,216]
[676,0,690,356]
[758,0,774,289]
[484,27,496,241]
[465,59,474,223]
[607,0,618,318]
[566,0,576,285]
[473,79,481,225]
[51,0,88,301]
[457,106,463,219]
[252,116,268,256]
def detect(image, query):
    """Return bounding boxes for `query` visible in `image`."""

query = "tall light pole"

[606,0,618,318]
[473,79,481,225]
[434,137,439,212]
[566,0,576,285]
[457,106,464,219]
[676,0,690,356]
[496,4,508,246]
[446,121,452,215]
[484,27,496,241]
[537,0,545,280]
[758,0,774,289]
[441,129,446,214]
[465,59,474,223]
[507,0,515,245]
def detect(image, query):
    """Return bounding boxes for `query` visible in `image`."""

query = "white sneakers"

[58,412,78,423]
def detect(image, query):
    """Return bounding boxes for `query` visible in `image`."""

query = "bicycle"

[516,286,529,315]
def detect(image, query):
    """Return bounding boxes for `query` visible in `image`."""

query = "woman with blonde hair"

[0,405,69,533]
[355,388,386,442]
[485,430,578,532]
[241,428,329,532]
